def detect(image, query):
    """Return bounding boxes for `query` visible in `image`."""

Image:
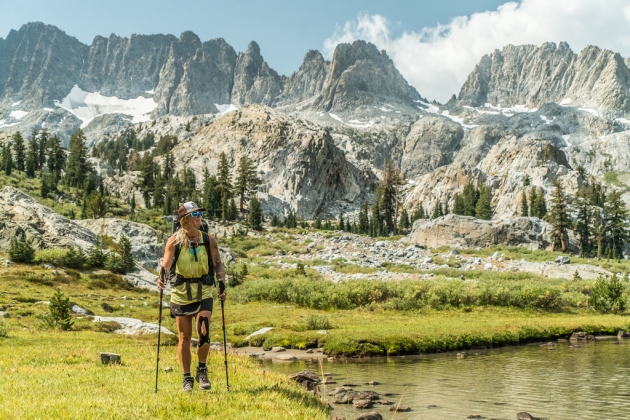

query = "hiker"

[157,201,227,392]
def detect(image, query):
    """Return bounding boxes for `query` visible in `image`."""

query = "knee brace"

[196,316,210,347]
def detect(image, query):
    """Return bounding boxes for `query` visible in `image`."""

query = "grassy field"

[0,262,328,419]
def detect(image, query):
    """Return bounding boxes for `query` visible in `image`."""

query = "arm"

[157,236,176,290]
[208,235,227,300]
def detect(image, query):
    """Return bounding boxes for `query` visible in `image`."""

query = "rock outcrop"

[409,214,561,250]
[458,42,630,112]
[168,105,377,218]
[0,186,96,251]
[313,40,421,112]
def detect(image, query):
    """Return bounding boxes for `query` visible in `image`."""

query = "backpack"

[169,215,215,301]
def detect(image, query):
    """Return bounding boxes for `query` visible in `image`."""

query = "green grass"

[0,261,328,419]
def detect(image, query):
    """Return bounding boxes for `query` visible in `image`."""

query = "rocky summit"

[2,22,630,253]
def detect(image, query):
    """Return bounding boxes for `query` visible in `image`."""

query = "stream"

[264,338,630,419]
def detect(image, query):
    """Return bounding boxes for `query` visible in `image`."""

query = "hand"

[218,282,227,301]
[157,278,167,290]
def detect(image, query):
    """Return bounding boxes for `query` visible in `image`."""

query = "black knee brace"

[197,315,210,347]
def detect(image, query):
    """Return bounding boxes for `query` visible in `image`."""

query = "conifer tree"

[432,201,440,219]
[462,182,478,217]
[139,152,154,197]
[153,172,165,209]
[130,194,136,214]
[398,208,410,233]
[521,191,529,217]
[338,210,345,231]
[529,187,538,217]
[12,132,25,172]
[475,184,492,220]
[66,129,89,187]
[604,190,629,261]
[248,196,263,230]
[574,188,592,257]
[314,216,322,229]
[358,201,369,234]
[38,128,49,171]
[47,136,66,177]
[592,211,606,260]
[3,143,13,176]
[546,180,572,252]
[453,194,466,215]
[162,152,174,180]
[234,156,260,214]
[202,172,220,220]
[28,131,40,172]
[228,197,238,221]
[590,181,606,207]
[25,153,35,178]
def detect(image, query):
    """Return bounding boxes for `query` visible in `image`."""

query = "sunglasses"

[191,211,203,217]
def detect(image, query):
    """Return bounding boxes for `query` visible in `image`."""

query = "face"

[191,211,203,227]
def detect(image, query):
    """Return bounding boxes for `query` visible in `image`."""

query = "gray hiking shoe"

[182,376,194,392]
[196,366,211,390]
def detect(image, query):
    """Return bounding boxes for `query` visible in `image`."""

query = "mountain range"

[2,21,630,222]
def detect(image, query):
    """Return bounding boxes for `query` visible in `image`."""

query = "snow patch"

[560,98,572,106]
[11,101,21,107]
[329,113,343,122]
[43,108,53,112]
[442,110,478,129]
[579,108,598,116]
[616,118,630,125]
[145,90,155,95]
[346,119,375,129]
[54,85,157,128]
[0,120,18,128]
[10,110,28,120]
[415,100,439,114]
[483,103,538,114]
[379,107,391,112]
[540,115,554,124]
[214,103,239,117]
[562,134,571,146]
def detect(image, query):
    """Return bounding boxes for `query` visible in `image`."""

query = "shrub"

[34,248,68,266]
[8,237,35,263]
[63,246,85,268]
[104,235,135,274]
[590,274,628,313]
[44,289,74,331]
[303,315,333,330]
[85,246,107,268]
[0,321,8,338]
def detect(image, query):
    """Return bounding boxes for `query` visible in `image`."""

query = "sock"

[183,372,192,379]
[198,362,206,369]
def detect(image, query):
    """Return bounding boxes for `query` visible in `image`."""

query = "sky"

[2,0,630,102]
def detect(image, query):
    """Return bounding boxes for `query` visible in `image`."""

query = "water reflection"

[264,339,630,419]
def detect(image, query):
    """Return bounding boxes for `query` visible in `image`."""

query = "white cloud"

[324,0,630,103]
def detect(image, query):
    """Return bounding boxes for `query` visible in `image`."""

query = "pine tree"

[139,152,154,197]
[398,208,410,233]
[453,194,466,215]
[590,181,606,207]
[25,153,35,178]
[217,151,232,198]
[28,130,40,172]
[248,196,263,230]
[38,129,49,171]
[202,173,220,220]
[604,190,629,261]
[475,184,492,220]
[574,188,592,257]
[432,201,440,219]
[85,191,107,219]
[4,143,13,176]
[546,180,572,252]
[45,289,74,331]
[228,197,238,221]
[338,210,345,231]
[521,191,529,217]
[358,201,370,234]
[47,136,66,177]
[535,189,547,218]
[130,194,136,214]
[66,129,89,187]
[592,211,606,260]
[313,216,322,229]
[153,171,165,209]
[529,187,538,217]
[162,152,174,180]
[12,132,25,172]
[234,156,260,214]
[462,182,478,217]
[8,237,35,263]
[376,160,403,235]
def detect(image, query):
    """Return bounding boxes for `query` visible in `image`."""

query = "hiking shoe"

[182,376,194,392]
[196,366,211,390]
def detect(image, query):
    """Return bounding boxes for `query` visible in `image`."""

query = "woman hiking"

[157,201,226,392]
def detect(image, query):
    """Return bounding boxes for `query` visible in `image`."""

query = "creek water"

[264,338,630,419]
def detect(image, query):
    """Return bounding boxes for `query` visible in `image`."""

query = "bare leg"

[176,315,193,373]
[196,310,212,363]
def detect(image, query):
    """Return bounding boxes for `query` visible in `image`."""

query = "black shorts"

[170,298,213,318]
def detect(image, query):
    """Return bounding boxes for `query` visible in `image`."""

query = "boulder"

[389,405,411,412]
[409,214,577,251]
[517,413,541,420]
[355,413,383,420]
[288,370,320,390]
[353,399,374,409]
[554,256,570,265]
[569,332,595,341]
[99,352,121,365]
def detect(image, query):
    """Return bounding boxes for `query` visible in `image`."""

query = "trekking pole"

[219,281,230,390]
[155,289,164,392]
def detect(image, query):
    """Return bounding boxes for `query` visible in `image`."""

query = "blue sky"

[2,0,629,101]
[0,0,506,76]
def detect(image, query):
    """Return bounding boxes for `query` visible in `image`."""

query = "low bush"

[34,249,68,266]
[303,315,333,330]
[590,274,628,313]
[8,238,35,263]
[231,277,601,312]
